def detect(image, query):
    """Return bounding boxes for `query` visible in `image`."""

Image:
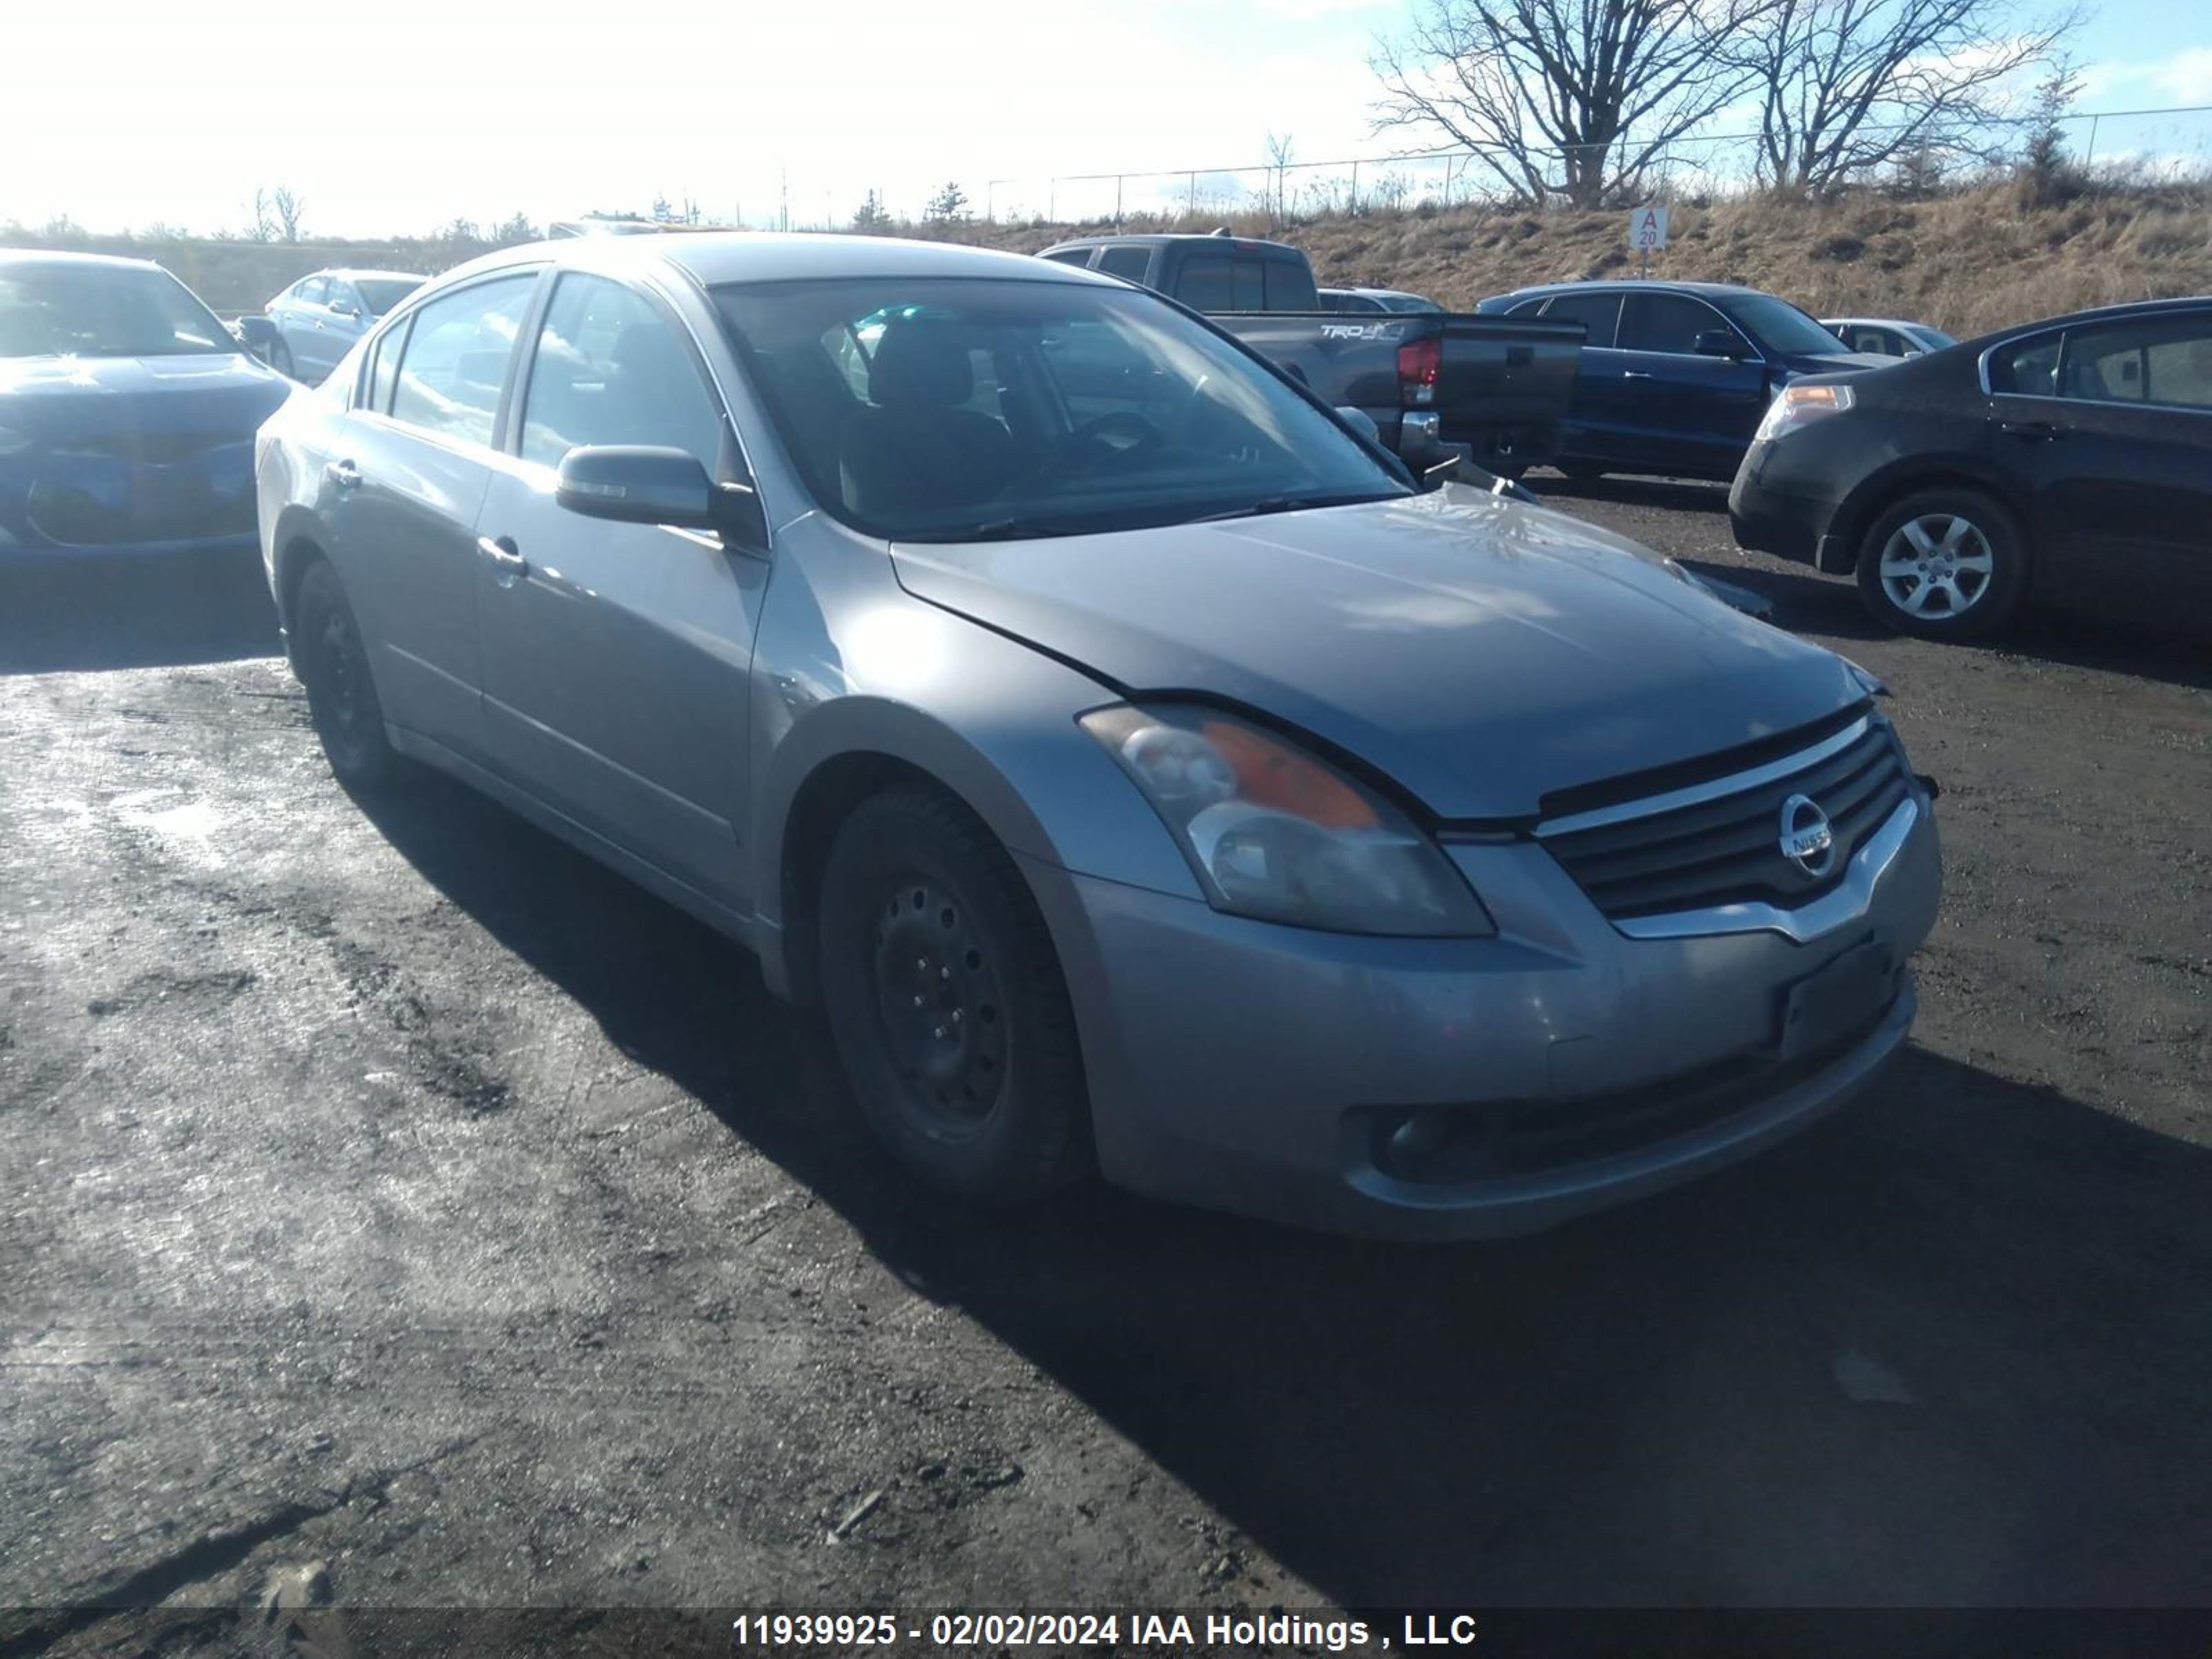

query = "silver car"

[254,234,1941,1239]
[263,268,426,382]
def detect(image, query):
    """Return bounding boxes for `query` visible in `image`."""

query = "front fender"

[744,536,1204,994]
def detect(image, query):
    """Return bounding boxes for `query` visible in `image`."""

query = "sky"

[1,0,2206,238]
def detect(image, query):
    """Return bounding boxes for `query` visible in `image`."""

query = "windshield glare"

[0,264,236,359]
[713,276,1411,542]
[1729,292,1857,358]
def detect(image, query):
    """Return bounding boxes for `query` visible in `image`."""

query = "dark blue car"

[1475,280,1888,482]
[1,251,294,563]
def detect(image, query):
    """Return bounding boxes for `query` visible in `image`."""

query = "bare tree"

[247,189,276,243]
[1732,0,2079,195]
[1263,131,1297,223]
[1372,0,1781,209]
[270,185,307,242]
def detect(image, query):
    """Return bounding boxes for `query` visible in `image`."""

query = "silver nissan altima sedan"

[254,233,1941,1239]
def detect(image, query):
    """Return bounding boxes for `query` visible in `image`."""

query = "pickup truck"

[1038,232,1584,474]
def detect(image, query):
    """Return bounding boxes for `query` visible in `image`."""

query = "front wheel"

[1855,487,2028,641]
[816,786,1091,1203]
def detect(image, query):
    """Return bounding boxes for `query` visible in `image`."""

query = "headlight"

[1080,704,1494,937]
[1754,381,1855,442]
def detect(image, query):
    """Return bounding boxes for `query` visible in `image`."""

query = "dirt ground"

[3,480,2208,1653]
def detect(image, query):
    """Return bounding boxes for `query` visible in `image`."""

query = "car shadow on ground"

[358,769,2212,1608]
[0,552,281,675]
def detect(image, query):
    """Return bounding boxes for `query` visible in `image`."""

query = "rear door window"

[1539,291,1622,346]
[386,273,536,449]
[2058,313,2212,409]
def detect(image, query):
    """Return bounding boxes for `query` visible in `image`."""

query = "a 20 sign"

[1629,206,1669,250]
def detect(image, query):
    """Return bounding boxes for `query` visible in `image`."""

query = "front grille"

[1539,715,1910,921]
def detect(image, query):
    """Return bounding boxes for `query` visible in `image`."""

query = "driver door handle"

[1622,371,1655,379]
[478,534,528,582]
[1998,419,2063,440]
[325,459,361,489]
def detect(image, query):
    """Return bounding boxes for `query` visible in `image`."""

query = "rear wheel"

[294,561,402,790]
[816,785,1091,1203]
[1855,487,2027,641]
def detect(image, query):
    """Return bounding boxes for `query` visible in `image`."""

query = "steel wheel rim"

[312,605,370,760]
[1877,514,1995,619]
[868,874,1007,1137]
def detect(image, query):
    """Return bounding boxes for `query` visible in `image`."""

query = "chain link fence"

[939,106,2212,232]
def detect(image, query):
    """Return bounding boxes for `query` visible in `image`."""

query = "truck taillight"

[1397,336,1440,407]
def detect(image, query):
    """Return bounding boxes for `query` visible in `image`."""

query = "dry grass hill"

[942,176,2212,337]
[9,178,2211,335]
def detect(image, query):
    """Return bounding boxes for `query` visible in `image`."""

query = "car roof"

[1041,232,1302,257]
[316,268,429,283]
[1504,279,1766,300]
[1981,294,2212,337]
[0,249,165,272]
[440,231,1117,291]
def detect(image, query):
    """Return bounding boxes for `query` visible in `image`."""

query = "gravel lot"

[3,478,2208,1651]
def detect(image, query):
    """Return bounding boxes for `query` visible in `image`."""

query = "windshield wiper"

[1185,491,1404,525]
[913,516,1101,543]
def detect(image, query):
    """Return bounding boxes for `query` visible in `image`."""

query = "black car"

[1474,280,1888,482]
[1730,296,2212,640]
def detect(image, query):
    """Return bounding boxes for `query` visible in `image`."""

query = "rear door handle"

[478,534,528,583]
[1998,419,2063,440]
[1622,371,1655,379]
[325,459,361,489]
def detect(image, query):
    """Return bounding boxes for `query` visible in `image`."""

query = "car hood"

[890,485,1864,821]
[0,352,294,449]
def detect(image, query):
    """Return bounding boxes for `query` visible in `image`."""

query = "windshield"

[1727,292,1857,358]
[1376,293,1442,313]
[713,276,1411,543]
[0,263,236,359]
[354,276,424,317]
[1908,324,1957,351]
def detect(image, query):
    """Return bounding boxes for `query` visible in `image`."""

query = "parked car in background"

[1730,296,2212,639]
[1320,286,1443,315]
[1824,317,1957,359]
[255,232,1938,1239]
[1,250,292,563]
[1042,233,1583,474]
[262,268,425,382]
[1475,280,1890,482]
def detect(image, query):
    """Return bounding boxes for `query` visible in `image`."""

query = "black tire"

[816,785,1091,1203]
[268,336,295,379]
[1557,461,1607,481]
[293,560,402,790]
[1855,486,2028,641]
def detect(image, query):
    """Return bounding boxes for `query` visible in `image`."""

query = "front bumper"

[1728,440,1849,571]
[1022,792,1940,1240]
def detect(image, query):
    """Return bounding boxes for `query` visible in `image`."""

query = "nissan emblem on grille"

[1779,793,1837,877]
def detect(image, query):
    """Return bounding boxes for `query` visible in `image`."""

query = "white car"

[1822,317,1956,359]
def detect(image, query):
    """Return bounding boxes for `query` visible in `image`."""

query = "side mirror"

[556,446,718,530]
[232,315,279,358]
[1334,405,1381,444]
[1694,328,1745,359]
[327,299,358,319]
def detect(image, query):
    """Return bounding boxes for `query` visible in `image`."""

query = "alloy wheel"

[1877,514,1995,619]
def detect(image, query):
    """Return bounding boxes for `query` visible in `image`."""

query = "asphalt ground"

[3,478,2208,1654]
